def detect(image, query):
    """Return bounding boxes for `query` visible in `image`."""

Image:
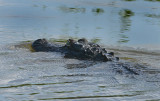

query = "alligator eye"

[102,48,107,53]
[115,57,119,61]
[66,40,70,46]
[78,38,88,44]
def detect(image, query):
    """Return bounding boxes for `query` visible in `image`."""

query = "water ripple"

[0,80,84,89]
[38,94,139,100]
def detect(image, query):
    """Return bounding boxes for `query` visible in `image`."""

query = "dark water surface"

[0,0,160,100]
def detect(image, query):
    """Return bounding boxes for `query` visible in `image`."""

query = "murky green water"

[0,0,160,100]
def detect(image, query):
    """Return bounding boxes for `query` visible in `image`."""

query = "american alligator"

[32,38,119,62]
[31,38,146,75]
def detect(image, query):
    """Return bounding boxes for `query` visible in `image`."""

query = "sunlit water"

[0,0,160,100]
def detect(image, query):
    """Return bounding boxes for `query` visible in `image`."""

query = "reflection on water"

[59,6,105,16]
[0,0,160,46]
[145,14,160,18]
[119,9,134,33]
[59,6,86,13]
[92,8,104,15]
[118,34,129,44]
[118,9,134,43]
[0,0,160,100]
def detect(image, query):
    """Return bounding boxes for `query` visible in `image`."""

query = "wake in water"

[13,39,160,77]
[0,40,160,101]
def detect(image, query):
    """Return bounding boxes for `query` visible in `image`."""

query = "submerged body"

[32,38,119,62]
[31,38,150,75]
